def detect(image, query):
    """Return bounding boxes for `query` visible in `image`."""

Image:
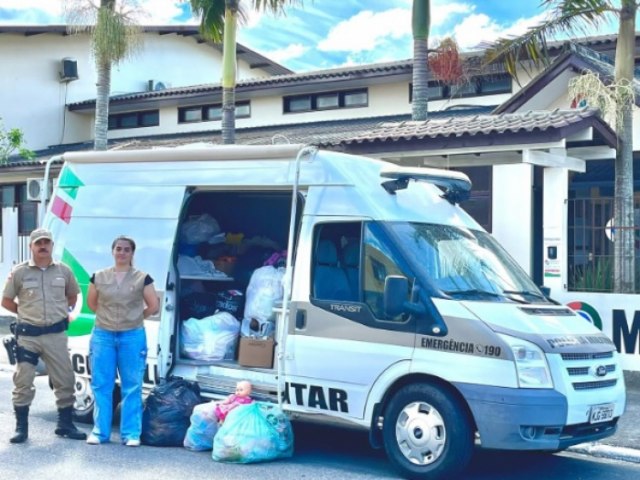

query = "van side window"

[312,222,362,302]
[363,223,411,321]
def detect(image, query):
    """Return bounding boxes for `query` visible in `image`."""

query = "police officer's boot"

[54,406,87,440]
[10,405,29,444]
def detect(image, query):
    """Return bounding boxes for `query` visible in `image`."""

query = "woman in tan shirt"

[85,235,159,446]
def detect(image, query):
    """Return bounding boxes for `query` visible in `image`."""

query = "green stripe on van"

[62,248,94,337]
[57,166,84,200]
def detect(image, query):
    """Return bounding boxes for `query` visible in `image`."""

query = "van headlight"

[498,334,553,389]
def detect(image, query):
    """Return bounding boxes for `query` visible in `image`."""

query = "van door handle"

[165,304,174,312]
[295,310,306,329]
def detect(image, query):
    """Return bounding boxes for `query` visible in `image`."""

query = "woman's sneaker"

[125,439,140,447]
[86,434,101,445]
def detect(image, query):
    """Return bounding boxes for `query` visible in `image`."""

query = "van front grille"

[572,379,617,390]
[559,351,617,391]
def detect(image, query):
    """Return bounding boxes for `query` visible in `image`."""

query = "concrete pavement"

[0,315,638,463]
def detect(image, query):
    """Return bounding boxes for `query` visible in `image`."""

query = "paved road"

[1,372,640,480]
[1,315,640,470]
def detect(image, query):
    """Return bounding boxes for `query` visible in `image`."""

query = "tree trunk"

[613,0,636,292]
[411,0,430,121]
[412,39,429,121]
[94,60,111,151]
[221,4,238,145]
[222,87,235,144]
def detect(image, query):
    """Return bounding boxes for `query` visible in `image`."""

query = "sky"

[0,0,625,72]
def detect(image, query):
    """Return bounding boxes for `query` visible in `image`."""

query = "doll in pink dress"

[215,380,253,422]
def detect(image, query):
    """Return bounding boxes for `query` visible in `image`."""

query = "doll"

[215,380,253,422]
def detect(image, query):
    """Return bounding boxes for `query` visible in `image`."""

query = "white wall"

[0,207,19,282]
[491,163,534,274]
[0,31,271,151]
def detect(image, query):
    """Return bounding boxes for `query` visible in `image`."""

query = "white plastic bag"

[243,266,285,324]
[181,312,240,361]
[181,214,221,244]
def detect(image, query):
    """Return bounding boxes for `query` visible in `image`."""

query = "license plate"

[589,403,614,424]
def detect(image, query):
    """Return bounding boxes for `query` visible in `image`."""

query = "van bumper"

[454,382,619,450]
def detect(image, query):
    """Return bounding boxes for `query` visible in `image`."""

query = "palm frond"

[64,0,142,62]
[252,0,304,14]
[483,0,617,81]
[186,0,226,42]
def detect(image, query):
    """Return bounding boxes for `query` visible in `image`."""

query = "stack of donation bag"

[183,399,294,464]
[238,262,285,368]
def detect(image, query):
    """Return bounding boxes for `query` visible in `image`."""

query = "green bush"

[0,117,35,164]
[571,257,614,292]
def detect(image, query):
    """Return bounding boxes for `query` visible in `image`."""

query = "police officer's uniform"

[4,258,79,408]
[2,228,86,443]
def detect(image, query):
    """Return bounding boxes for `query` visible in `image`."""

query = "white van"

[43,144,625,479]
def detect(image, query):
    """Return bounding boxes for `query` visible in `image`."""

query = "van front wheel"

[382,383,473,480]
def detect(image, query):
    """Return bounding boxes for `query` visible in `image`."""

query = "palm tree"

[411,0,431,121]
[65,0,141,151]
[186,0,303,144]
[485,0,637,293]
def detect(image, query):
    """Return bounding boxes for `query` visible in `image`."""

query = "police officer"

[1,228,86,443]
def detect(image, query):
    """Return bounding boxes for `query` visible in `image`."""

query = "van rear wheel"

[382,383,473,480]
[72,375,95,423]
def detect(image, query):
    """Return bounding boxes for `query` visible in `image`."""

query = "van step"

[196,374,279,403]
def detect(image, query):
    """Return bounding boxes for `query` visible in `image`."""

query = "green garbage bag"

[212,402,293,463]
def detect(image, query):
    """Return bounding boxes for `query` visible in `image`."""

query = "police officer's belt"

[12,319,69,336]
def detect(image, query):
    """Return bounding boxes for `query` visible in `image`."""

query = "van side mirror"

[384,275,426,318]
[384,275,409,317]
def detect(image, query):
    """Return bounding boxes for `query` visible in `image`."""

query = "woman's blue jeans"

[89,327,147,443]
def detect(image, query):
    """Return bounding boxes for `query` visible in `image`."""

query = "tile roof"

[68,59,423,109]
[320,108,614,148]
[2,107,496,167]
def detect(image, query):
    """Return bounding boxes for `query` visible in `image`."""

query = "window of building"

[178,102,251,123]
[284,89,368,114]
[410,75,512,102]
[567,159,640,293]
[479,75,512,94]
[427,83,445,100]
[108,110,159,130]
[181,108,202,123]
[316,93,339,110]
[343,90,368,107]
[16,185,37,234]
[450,80,479,97]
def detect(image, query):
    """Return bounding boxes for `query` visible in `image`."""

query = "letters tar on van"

[282,382,349,413]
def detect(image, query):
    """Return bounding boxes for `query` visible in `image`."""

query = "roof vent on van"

[380,166,471,204]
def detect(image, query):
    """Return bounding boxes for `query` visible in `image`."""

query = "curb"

[568,443,640,463]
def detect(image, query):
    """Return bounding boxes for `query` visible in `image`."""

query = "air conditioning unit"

[60,57,79,82]
[147,79,171,91]
[26,178,44,202]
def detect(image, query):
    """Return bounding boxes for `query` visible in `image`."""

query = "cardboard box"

[238,337,275,368]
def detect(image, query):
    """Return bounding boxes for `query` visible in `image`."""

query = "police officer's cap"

[30,228,53,244]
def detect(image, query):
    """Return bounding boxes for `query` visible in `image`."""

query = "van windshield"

[387,222,549,304]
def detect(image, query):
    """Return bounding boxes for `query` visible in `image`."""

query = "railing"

[17,235,30,263]
[567,197,640,293]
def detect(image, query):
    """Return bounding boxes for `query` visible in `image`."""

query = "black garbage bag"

[215,289,245,318]
[141,378,202,446]
[180,292,218,319]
